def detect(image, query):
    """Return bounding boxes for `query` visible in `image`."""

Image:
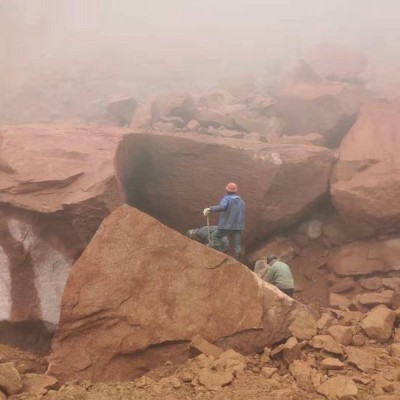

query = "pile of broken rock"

[6,306,400,399]
[154,307,400,399]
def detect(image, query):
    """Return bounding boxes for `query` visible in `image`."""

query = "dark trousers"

[210,229,242,260]
[280,288,294,298]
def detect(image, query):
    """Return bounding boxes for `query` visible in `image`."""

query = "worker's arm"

[263,265,276,284]
[210,196,229,213]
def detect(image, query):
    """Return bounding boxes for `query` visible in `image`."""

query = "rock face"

[0,125,124,331]
[0,125,332,346]
[117,132,334,249]
[272,62,366,146]
[49,205,305,382]
[331,101,400,237]
[316,376,358,399]
[361,305,396,342]
[304,44,367,82]
[327,238,400,276]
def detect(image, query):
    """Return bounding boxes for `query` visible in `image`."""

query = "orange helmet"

[225,182,237,193]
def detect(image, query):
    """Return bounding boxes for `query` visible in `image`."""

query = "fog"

[1,0,400,122]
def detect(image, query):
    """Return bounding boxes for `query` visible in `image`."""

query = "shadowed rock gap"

[115,132,335,253]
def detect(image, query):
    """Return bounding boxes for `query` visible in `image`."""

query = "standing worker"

[203,182,245,260]
[263,255,295,298]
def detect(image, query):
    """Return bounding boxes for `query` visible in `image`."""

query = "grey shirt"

[263,261,295,290]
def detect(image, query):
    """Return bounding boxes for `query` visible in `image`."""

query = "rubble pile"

[5,307,400,400]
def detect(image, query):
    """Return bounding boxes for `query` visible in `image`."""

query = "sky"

[1,0,400,97]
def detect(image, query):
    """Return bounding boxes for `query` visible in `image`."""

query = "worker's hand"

[203,208,211,216]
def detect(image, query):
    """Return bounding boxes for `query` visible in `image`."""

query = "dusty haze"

[1,0,399,122]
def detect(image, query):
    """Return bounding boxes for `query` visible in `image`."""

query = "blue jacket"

[210,195,245,230]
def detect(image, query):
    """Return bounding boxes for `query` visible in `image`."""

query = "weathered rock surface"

[361,305,396,342]
[49,205,305,382]
[339,311,364,326]
[289,315,317,340]
[327,238,400,276]
[0,125,123,215]
[289,360,313,387]
[0,125,332,333]
[331,101,400,237]
[316,313,335,332]
[360,277,383,291]
[358,291,394,307]
[310,335,343,355]
[107,96,137,126]
[382,277,400,290]
[0,125,124,329]
[21,373,59,394]
[151,93,197,124]
[282,337,301,366]
[320,357,344,370]
[197,369,233,391]
[345,346,376,372]
[316,376,358,399]
[272,61,366,146]
[304,44,367,82]
[389,343,400,358]
[327,325,353,346]
[329,293,351,309]
[189,335,223,359]
[330,277,356,293]
[117,132,334,248]
[0,362,22,395]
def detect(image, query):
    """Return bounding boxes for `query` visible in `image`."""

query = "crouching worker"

[187,226,229,253]
[263,255,295,298]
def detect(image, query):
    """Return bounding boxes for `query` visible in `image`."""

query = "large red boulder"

[272,62,367,146]
[0,125,332,335]
[48,205,305,382]
[0,125,125,330]
[327,237,400,276]
[303,44,367,82]
[331,100,400,237]
[116,132,335,249]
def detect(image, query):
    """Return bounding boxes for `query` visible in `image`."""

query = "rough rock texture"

[327,238,400,276]
[345,346,376,372]
[304,44,367,82]
[151,93,197,124]
[327,325,353,346]
[289,360,313,387]
[360,277,383,291]
[0,125,124,328]
[361,305,396,342]
[389,343,400,358]
[0,362,22,395]
[21,373,58,394]
[358,291,394,307]
[289,315,317,340]
[48,205,305,382]
[320,357,344,370]
[310,335,343,355]
[272,62,366,146]
[316,376,358,399]
[117,132,334,249]
[329,277,356,293]
[0,125,124,215]
[331,101,400,237]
